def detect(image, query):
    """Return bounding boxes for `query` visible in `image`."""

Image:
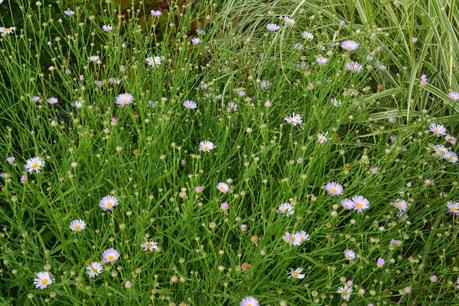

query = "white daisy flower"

[433,145,449,158]
[216,182,229,193]
[99,195,119,211]
[226,101,238,112]
[6,156,15,164]
[302,31,314,40]
[116,93,134,107]
[420,74,428,85]
[341,40,359,51]
[260,80,271,90]
[108,78,121,85]
[64,9,75,16]
[150,10,161,17]
[0,27,15,34]
[317,133,330,144]
[278,203,294,216]
[199,140,215,152]
[25,156,45,174]
[345,61,364,73]
[34,272,53,289]
[102,24,112,32]
[283,16,295,27]
[284,113,303,126]
[183,100,197,109]
[102,248,120,264]
[266,23,279,32]
[393,199,407,212]
[337,285,353,301]
[429,123,447,136]
[69,219,86,232]
[86,262,103,278]
[47,97,58,104]
[344,249,356,261]
[352,195,370,212]
[377,63,386,71]
[316,55,328,65]
[445,134,457,145]
[325,182,343,196]
[240,296,259,306]
[142,240,161,252]
[236,88,246,97]
[388,115,397,123]
[283,232,296,245]
[191,37,200,45]
[32,96,41,103]
[146,56,163,67]
[445,151,458,163]
[341,198,354,210]
[288,267,305,279]
[88,55,101,63]
[73,99,83,108]
[448,90,459,101]
[293,231,310,246]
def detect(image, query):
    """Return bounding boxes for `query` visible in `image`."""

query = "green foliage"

[0,0,458,305]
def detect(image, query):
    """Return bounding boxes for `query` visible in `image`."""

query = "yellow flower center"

[121,98,128,103]
[203,145,209,151]
[75,225,81,231]
[356,202,363,208]
[342,290,348,295]
[452,206,457,212]
[331,187,337,194]
[41,279,48,285]
[108,255,115,261]
[292,271,299,277]
[146,242,152,248]
[92,268,99,272]
[31,163,39,169]
[106,201,113,208]
[397,204,403,209]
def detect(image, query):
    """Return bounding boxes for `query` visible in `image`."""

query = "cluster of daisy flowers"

[275,199,310,286]
[33,194,161,289]
[340,195,370,212]
[265,17,370,74]
[284,113,331,144]
[282,230,310,246]
[429,123,457,163]
[25,156,45,174]
[324,182,371,213]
